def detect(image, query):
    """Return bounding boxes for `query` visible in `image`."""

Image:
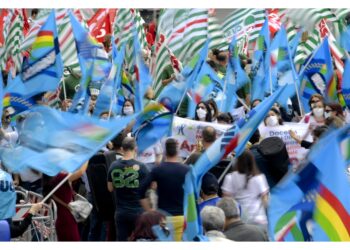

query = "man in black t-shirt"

[140,138,190,241]
[107,137,149,241]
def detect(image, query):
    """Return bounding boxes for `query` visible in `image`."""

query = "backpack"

[86,151,117,221]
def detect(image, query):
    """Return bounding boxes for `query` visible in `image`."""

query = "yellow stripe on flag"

[316,195,350,241]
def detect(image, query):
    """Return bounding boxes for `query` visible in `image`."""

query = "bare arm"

[107,181,114,192]
[69,161,89,182]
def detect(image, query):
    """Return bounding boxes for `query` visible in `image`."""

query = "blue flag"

[341,58,350,109]
[93,42,126,117]
[187,62,222,118]
[300,38,333,112]
[132,29,153,113]
[0,169,16,220]
[268,125,350,241]
[0,106,136,176]
[182,85,286,241]
[5,10,63,99]
[340,25,350,52]
[251,18,270,100]
[222,36,250,113]
[132,101,173,153]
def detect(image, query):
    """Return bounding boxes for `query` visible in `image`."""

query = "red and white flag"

[268,9,282,37]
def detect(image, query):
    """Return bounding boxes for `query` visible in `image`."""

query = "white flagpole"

[41,174,72,203]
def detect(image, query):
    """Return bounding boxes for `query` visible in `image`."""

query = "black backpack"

[86,151,117,221]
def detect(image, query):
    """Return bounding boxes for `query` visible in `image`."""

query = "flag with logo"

[300,37,333,111]
[268,124,350,241]
[5,10,63,99]
[0,106,136,176]
[183,86,286,241]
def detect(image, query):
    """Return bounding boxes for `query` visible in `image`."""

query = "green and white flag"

[222,9,266,43]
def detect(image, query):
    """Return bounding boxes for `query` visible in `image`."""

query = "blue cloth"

[198,197,221,212]
[0,220,11,241]
[0,169,16,220]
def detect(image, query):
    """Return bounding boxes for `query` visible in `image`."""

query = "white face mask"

[123,106,134,116]
[211,110,215,117]
[313,108,324,118]
[197,108,207,120]
[324,111,331,119]
[266,116,279,127]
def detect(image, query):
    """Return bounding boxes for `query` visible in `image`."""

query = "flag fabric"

[341,59,350,109]
[87,9,115,43]
[132,29,153,113]
[340,24,350,52]
[153,9,228,95]
[0,168,16,220]
[132,101,173,153]
[0,70,3,126]
[268,9,282,37]
[268,124,350,241]
[251,18,270,101]
[222,9,266,43]
[69,11,111,83]
[281,9,336,32]
[222,35,250,113]
[0,106,136,176]
[300,37,333,111]
[187,63,222,118]
[93,42,126,117]
[0,9,24,72]
[183,86,286,241]
[5,10,63,99]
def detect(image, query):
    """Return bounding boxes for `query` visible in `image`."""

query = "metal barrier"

[12,187,57,241]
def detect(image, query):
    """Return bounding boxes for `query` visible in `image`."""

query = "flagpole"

[61,75,67,101]
[218,156,237,184]
[41,173,72,203]
[175,86,189,115]
[269,65,273,95]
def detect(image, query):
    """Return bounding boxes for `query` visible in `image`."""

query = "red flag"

[88,9,115,43]
[0,9,9,47]
[21,9,30,36]
[267,9,281,37]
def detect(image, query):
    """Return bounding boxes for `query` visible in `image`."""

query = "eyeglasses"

[325,109,333,112]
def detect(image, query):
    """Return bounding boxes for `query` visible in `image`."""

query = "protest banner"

[259,122,312,164]
[171,116,230,158]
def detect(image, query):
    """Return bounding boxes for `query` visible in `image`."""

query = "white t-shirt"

[221,172,269,225]
[136,142,163,164]
[299,113,325,130]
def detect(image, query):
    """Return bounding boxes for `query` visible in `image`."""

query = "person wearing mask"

[299,94,326,129]
[107,137,149,241]
[221,150,269,228]
[140,138,190,241]
[324,102,344,119]
[121,99,135,116]
[217,197,268,241]
[194,101,212,122]
[260,108,285,140]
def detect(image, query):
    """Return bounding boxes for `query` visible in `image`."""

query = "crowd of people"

[1,8,350,242]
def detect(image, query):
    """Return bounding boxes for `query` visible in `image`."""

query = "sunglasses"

[5,115,11,120]
[325,109,333,112]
